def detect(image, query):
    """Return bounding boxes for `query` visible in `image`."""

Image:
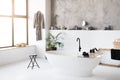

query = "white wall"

[0,45,36,66]
[50,30,120,54]
[28,0,52,58]
[28,0,46,58]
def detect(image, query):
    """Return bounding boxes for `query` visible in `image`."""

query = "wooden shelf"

[99,63,120,68]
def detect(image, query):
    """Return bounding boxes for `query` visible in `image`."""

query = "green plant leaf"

[49,33,55,39]
[46,32,64,49]
[55,32,62,39]
[55,42,64,48]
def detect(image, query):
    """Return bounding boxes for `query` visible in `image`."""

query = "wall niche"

[51,0,120,30]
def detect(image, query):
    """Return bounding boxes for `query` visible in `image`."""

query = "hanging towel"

[111,49,120,60]
[34,11,45,40]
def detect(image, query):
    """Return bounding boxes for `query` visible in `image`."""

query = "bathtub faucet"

[76,37,81,52]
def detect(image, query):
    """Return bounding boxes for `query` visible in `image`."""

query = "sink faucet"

[76,37,81,52]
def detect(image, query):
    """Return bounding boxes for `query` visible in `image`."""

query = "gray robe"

[34,11,45,40]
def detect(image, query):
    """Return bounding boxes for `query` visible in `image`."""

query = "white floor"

[0,59,120,80]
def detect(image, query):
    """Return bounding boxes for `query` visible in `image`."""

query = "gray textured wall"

[51,0,120,30]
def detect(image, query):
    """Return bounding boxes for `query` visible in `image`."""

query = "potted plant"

[46,32,64,51]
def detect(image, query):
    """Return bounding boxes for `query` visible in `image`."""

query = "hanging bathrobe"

[34,11,45,40]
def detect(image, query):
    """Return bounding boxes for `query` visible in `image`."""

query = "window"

[0,0,28,48]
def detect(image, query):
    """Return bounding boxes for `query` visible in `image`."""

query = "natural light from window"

[0,18,12,47]
[0,0,12,15]
[14,18,27,44]
[14,0,26,15]
[0,0,27,48]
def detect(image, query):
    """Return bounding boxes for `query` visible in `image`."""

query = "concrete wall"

[51,0,120,30]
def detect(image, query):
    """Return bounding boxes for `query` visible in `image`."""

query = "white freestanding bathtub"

[46,51,101,77]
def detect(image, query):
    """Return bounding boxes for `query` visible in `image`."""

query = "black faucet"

[76,37,81,52]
